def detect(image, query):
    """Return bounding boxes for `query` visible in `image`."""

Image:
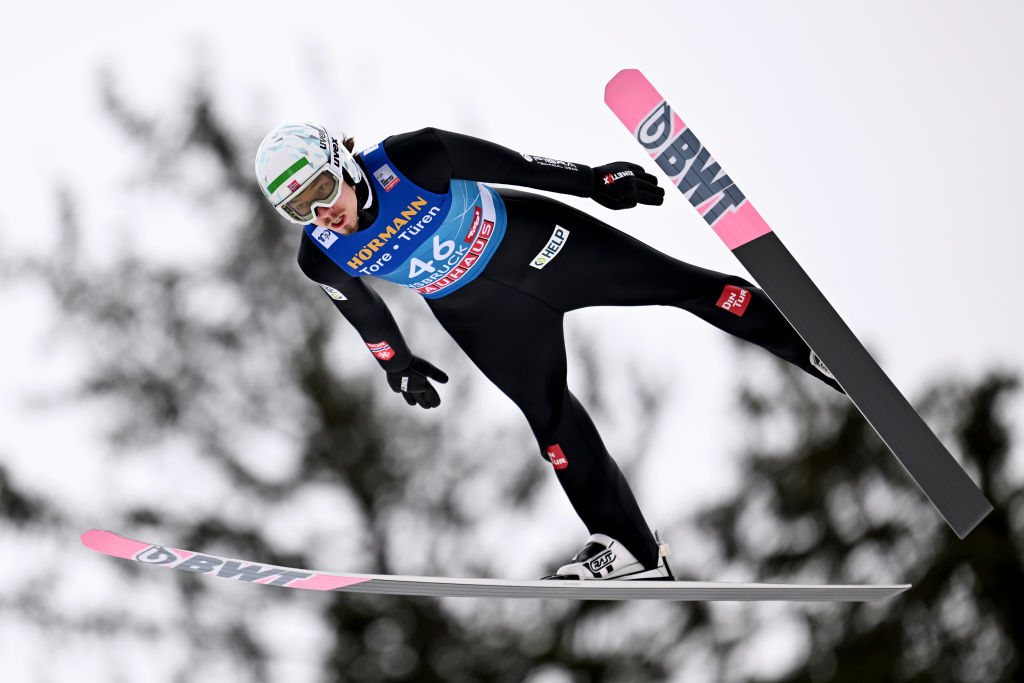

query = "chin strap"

[349,157,374,211]
[351,160,376,231]
[359,174,374,210]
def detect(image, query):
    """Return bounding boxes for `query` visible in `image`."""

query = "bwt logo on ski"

[636,102,746,227]
[134,545,314,587]
[531,226,570,269]
[716,285,750,316]
[547,444,568,470]
[603,170,634,184]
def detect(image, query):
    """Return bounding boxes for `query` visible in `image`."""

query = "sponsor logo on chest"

[413,214,493,295]
[312,226,339,248]
[373,164,400,191]
[345,197,442,274]
[531,226,569,269]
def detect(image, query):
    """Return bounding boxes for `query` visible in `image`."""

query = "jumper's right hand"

[386,357,449,409]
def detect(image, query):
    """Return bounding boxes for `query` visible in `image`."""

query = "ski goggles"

[277,168,342,224]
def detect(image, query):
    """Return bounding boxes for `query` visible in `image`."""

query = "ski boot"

[543,531,674,581]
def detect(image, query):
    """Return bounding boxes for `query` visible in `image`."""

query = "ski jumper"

[297,128,839,568]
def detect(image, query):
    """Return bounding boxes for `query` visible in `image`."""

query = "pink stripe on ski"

[713,201,771,250]
[268,574,370,591]
[81,529,148,559]
[605,69,772,250]
[82,529,370,591]
[82,529,195,560]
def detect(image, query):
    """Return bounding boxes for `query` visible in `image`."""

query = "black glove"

[591,162,665,210]
[386,356,449,409]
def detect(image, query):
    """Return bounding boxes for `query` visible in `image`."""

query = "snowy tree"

[697,362,1022,683]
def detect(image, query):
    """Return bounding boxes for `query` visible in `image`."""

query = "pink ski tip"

[81,529,107,551]
[604,69,664,133]
[605,69,637,92]
[81,529,143,559]
[604,69,646,104]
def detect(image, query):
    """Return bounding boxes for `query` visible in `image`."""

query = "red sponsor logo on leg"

[547,444,568,470]
[716,285,750,316]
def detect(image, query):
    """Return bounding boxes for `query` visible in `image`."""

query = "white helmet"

[255,122,365,224]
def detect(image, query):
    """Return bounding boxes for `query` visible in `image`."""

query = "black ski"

[605,69,991,537]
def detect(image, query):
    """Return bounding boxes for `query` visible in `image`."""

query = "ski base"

[82,530,909,602]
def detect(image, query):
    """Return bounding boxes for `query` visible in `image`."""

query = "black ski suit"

[297,128,839,568]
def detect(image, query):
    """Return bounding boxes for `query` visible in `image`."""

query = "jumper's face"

[279,169,339,223]
[309,179,360,235]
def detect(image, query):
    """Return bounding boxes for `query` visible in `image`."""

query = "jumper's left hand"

[386,356,449,409]
[591,162,664,210]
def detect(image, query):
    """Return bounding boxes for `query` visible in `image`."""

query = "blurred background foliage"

[0,69,1020,683]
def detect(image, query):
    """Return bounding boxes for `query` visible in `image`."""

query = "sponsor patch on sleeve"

[367,341,395,361]
[319,284,347,301]
[521,154,579,171]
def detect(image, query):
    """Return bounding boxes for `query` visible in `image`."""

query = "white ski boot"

[543,532,674,581]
